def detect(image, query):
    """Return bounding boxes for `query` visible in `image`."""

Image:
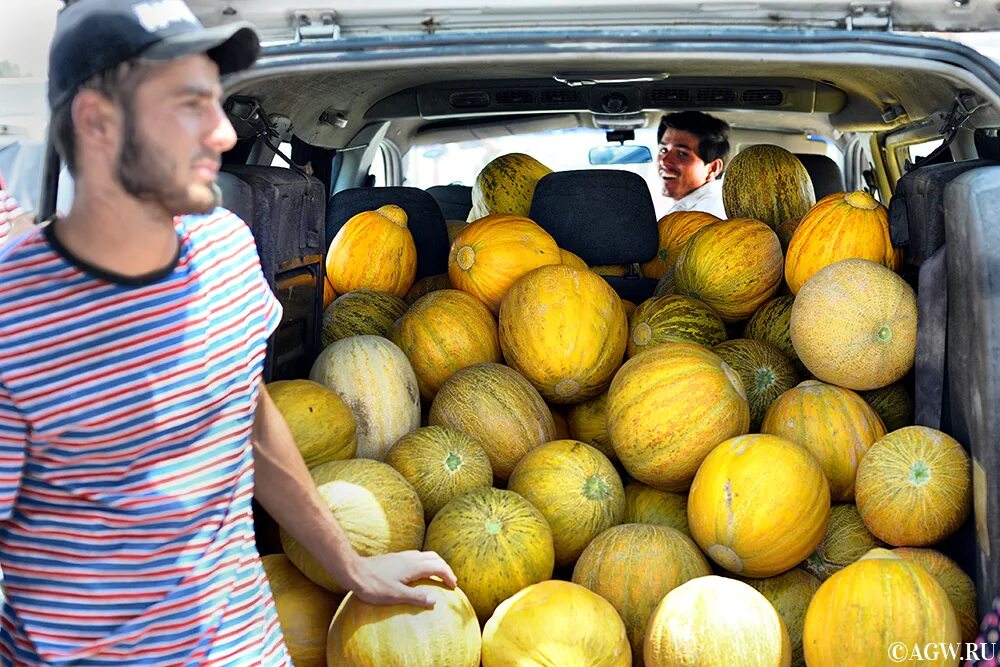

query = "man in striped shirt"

[0,1,455,664]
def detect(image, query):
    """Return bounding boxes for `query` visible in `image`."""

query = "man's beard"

[115,110,221,216]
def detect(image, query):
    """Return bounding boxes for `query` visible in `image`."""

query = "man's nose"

[205,103,238,153]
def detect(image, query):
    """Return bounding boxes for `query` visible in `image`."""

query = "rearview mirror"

[589,144,653,165]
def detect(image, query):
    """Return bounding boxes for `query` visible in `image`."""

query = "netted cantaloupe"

[713,338,800,431]
[265,379,357,467]
[280,459,425,593]
[384,426,493,523]
[859,381,914,433]
[572,523,711,663]
[744,294,801,371]
[326,581,481,667]
[789,258,916,391]
[803,549,960,667]
[423,487,555,622]
[482,580,631,667]
[623,481,690,536]
[607,341,750,492]
[760,380,886,501]
[507,440,625,567]
[321,289,409,347]
[855,426,972,547]
[499,264,627,404]
[645,575,793,666]
[261,554,342,667]
[428,362,555,482]
[740,568,822,667]
[687,434,831,578]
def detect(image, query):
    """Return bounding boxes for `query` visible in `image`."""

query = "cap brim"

[142,22,259,75]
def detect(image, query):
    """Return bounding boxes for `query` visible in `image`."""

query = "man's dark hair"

[50,60,159,176]
[657,111,731,164]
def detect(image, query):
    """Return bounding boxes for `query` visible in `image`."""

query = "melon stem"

[582,475,611,501]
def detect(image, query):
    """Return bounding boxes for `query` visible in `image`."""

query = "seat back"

[528,169,659,302]
[427,184,473,221]
[218,165,326,382]
[327,186,450,280]
[794,153,845,200]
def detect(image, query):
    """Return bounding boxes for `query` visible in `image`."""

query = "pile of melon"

[263,149,977,666]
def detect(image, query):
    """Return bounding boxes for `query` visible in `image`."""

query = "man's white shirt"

[661,178,727,219]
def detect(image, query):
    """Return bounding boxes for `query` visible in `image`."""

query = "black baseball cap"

[48,0,260,111]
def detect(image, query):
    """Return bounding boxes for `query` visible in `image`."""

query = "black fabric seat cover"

[528,169,659,301]
[327,186,450,281]
[794,153,845,200]
[427,184,473,221]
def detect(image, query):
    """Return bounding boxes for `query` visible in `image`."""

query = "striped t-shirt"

[0,188,22,248]
[0,209,291,665]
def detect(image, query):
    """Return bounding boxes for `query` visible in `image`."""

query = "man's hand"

[346,550,458,609]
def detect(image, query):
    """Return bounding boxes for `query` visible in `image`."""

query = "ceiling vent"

[741,89,784,106]
[448,91,491,109]
[539,89,582,106]
[649,88,690,103]
[695,88,737,104]
[495,90,535,105]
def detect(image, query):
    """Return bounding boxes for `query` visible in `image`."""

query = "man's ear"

[72,90,120,147]
[705,158,724,182]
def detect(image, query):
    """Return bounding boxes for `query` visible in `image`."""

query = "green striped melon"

[722,144,816,231]
[309,335,421,460]
[623,481,690,536]
[428,362,555,481]
[744,295,802,372]
[384,426,494,523]
[712,338,800,431]
[467,153,552,221]
[424,487,555,622]
[894,547,979,643]
[739,568,822,667]
[803,503,885,581]
[859,381,914,432]
[280,459,425,593]
[321,289,409,347]
[627,294,728,358]
[566,392,615,461]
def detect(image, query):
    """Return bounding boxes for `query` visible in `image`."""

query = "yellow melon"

[265,380,357,467]
[261,554,342,667]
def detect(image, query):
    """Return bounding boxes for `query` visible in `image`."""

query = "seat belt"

[914,244,948,429]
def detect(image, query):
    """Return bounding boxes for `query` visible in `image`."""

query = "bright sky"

[0,2,61,78]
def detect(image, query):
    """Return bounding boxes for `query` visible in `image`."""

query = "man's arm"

[251,380,456,608]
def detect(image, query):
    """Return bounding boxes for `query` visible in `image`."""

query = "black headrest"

[794,154,845,200]
[426,184,473,221]
[327,186,449,280]
[528,169,658,265]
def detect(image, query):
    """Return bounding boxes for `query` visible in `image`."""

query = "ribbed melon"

[607,341,750,492]
[573,523,711,663]
[261,554,342,667]
[803,549,960,667]
[789,258,916,391]
[623,481,690,536]
[448,214,561,314]
[280,459,425,593]
[326,204,417,296]
[855,426,972,546]
[744,295,802,371]
[645,576,793,667]
[713,339,800,431]
[784,191,901,295]
[673,218,784,322]
[404,273,452,305]
[740,568,822,667]
[482,580,631,667]
[641,210,721,280]
[384,426,494,523]
[507,440,625,566]
[327,581,481,667]
[321,289,409,347]
[565,392,615,461]
[760,380,886,501]
[424,487,555,622]
[859,381,914,432]
[803,503,885,581]
[560,248,589,270]
[309,335,420,460]
[722,144,816,231]
[894,547,978,643]
[392,289,502,402]
[429,362,555,481]
[265,379,357,467]
[627,294,727,358]
[499,264,627,404]
[687,434,831,578]
[467,153,553,221]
